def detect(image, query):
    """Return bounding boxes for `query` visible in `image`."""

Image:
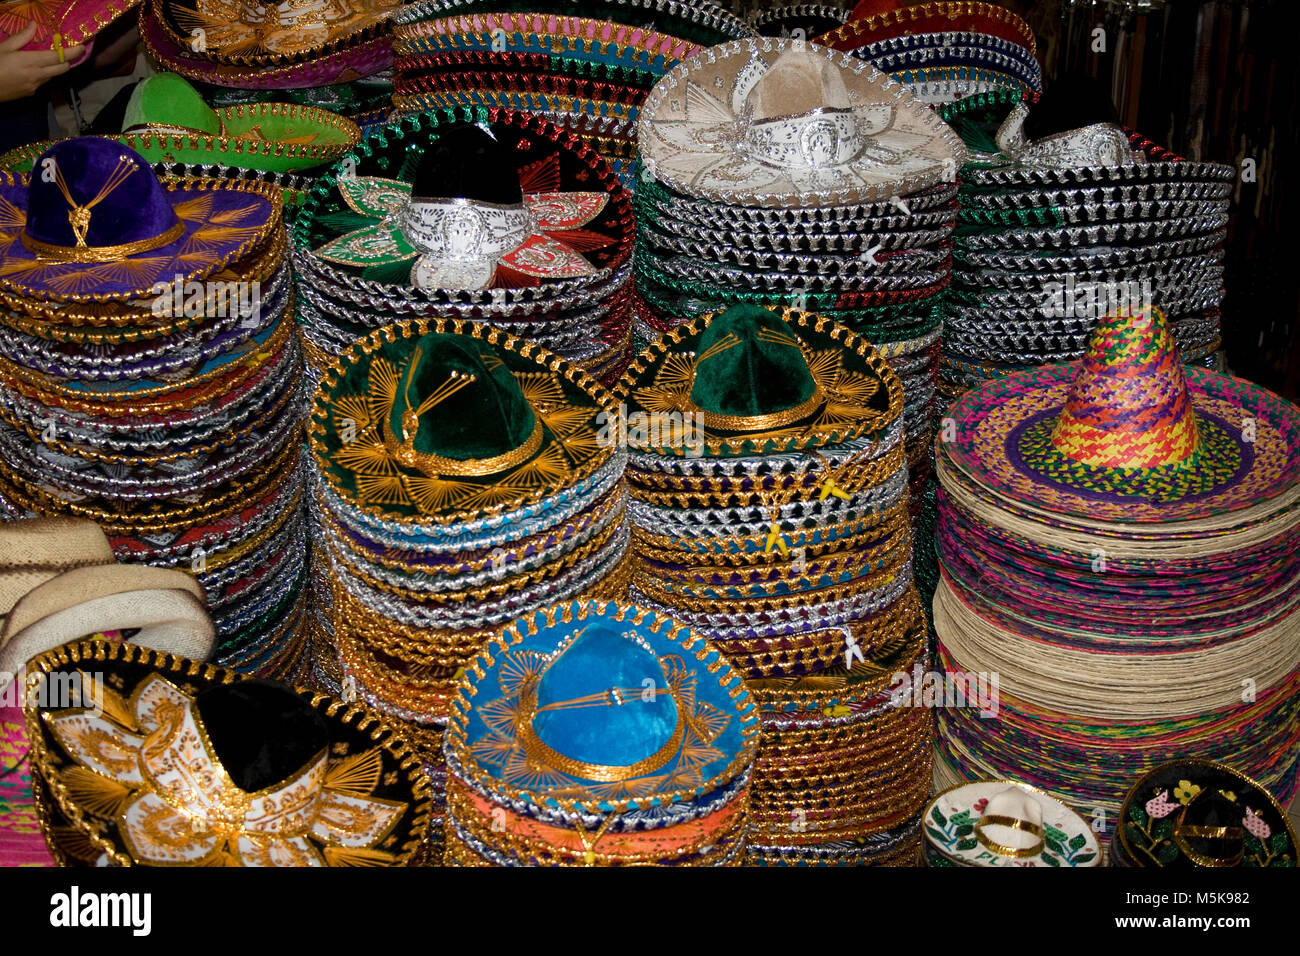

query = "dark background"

[733,0,1299,402]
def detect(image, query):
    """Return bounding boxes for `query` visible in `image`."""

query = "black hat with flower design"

[1116,759,1297,868]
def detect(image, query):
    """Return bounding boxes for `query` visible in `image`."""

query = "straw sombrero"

[938,306,1300,522]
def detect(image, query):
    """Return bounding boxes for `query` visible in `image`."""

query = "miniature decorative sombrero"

[0,0,136,57]
[150,0,401,66]
[616,304,901,457]
[310,319,618,527]
[939,305,1300,522]
[923,780,1100,867]
[119,73,360,173]
[638,38,964,209]
[445,600,759,816]
[1115,760,1297,868]
[0,138,279,304]
[22,638,431,866]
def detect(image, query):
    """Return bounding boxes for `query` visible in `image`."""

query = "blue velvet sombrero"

[445,600,759,814]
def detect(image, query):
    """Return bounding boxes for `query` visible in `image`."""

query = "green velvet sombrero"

[614,304,902,457]
[310,317,618,526]
[119,73,360,173]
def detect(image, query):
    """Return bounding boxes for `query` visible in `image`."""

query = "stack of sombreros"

[138,0,400,127]
[635,36,965,519]
[0,138,309,678]
[1111,759,1297,868]
[614,303,932,865]
[21,635,432,866]
[816,0,1040,105]
[752,4,850,39]
[389,0,753,190]
[0,73,361,212]
[442,600,759,865]
[933,305,1300,838]
[922,779,1100,867]
[290,111,636,391]
[936,82,1231,401]
[307,316,632,858]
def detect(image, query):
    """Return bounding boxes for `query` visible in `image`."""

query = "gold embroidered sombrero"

[615,303,902,457]
[23,638,431,866]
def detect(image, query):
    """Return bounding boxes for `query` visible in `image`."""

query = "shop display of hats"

[139,0,398,90]
[442,600,759,865]
[291,112,636,388]
[752,4,850,39]
[21,636,431,866]
[937,83,1232,400]
[635,36,964,515]
[0,138,309,678]
[933,306,1300,836]
[923,780,1099,867]
[390,0,752,189]
[0,517,218,867]
[308,317,633,855]
[614,304,932,865]
[817,0,1040,104]
[1111,759,1297,868]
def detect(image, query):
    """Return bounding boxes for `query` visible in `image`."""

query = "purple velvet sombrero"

[0,138,279,304]
[938,306,1300,522]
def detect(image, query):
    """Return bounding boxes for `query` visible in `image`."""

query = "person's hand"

[0,24,85,103]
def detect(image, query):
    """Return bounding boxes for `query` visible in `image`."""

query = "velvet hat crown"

[411,123,524,206]
[21,138,182,259]
[688,304,820,426]
[23,639,431,866]
[385,332,539,476]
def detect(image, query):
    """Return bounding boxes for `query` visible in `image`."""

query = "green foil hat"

[119,72,360,173]
[615,304,903,457]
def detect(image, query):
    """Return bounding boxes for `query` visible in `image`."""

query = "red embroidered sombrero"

[938,306,1300,523]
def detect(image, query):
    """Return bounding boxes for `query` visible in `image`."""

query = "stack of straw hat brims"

[0,138,308,677]
[634,37,966,521]
[933,306,1300,835]
[615,304,933,865]
[817,0,1040,105]
[389,0,753,189]
[308,317,632,859]
[443,600,759,865]
[936,85,1232,399]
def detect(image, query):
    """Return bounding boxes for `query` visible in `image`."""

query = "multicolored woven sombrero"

[939,306,1300,522]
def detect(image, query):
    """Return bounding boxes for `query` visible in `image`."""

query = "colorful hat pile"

[817,0,1040,105]
[1112,759,1298,868]
[922,780,1100,867]
[0,138,309,677]
[634,36,965,515]
[936,86,1232,400]
[614,304,933,865]
[290,112,637,391]
[21,637,432,866]
[307,318,632,857]
[442,600,759,865]
[933,306,1300,836]
[389,0,753,189]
